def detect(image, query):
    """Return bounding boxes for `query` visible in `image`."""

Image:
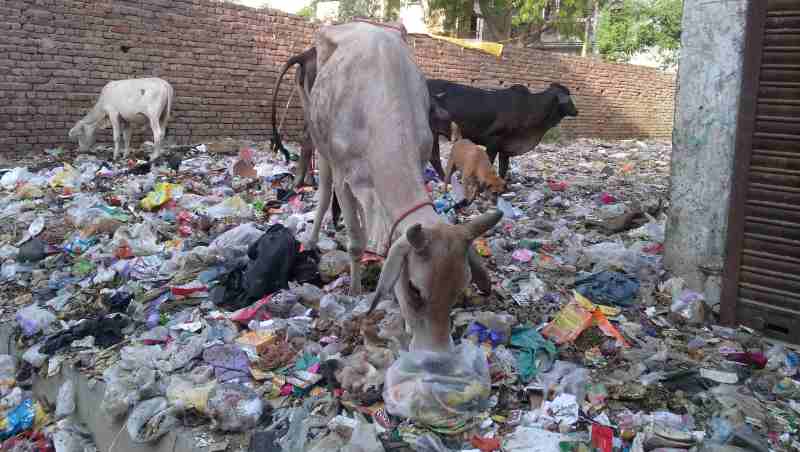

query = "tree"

[299,0,403,21]
[596,0,682,69]
[427,0,595,47]
[297,1,317,18]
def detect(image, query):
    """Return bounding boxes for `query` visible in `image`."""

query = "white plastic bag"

[0,356,16,396]
[55,380,76,419]
[206,196,254,219]
[206,383,263,432]
[101,362,158,418]
[209,222,263,257]
[126,397,179,443]
[342,413,385,452]
[16,304,56,337]
[1,168,32,190]
[383,343,490,431]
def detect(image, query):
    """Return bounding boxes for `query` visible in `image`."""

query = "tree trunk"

[476,0,511,42]
[592,0,600,54]
[582,0,599,56]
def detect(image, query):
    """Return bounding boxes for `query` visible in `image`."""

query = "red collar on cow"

[383,201,435,257]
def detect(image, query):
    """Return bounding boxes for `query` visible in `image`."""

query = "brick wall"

[0,0,676,159]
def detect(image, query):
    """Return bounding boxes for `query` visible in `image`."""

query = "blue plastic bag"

[0,399,37,440]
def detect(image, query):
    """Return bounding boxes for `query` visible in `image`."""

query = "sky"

[233,0,311,14]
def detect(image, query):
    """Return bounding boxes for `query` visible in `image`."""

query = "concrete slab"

[0,325,240,452]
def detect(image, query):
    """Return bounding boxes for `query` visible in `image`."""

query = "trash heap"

[0,139,798,452]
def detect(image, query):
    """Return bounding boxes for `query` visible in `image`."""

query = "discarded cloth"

[41,315,129,355]
[575,271,640,306]
[510,327,557,383]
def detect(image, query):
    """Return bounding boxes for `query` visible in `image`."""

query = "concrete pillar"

[664,0,749,309]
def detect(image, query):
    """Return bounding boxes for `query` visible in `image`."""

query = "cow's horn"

[464,209,503,240]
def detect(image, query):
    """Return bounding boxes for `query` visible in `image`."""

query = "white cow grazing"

[68,78,174,161]
[303,22,502,353]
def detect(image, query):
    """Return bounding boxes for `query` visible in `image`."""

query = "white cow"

[68,78,174,161]
[303,22,502,353]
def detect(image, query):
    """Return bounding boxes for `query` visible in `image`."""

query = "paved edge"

[0,325,208,452]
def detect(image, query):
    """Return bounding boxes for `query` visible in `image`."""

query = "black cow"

[427,80,578,179]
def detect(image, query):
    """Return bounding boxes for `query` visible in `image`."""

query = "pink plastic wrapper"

[512,249,534,263]
[231,295,273,324]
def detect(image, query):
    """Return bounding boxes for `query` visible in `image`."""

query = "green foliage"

[428,0,595,44]
[338,0,402,21]
[596,0,682,69]
[297,2,316,18]
[294,0,400,21]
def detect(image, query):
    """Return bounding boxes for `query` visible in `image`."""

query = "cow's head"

[550,83,578,117]
[429,92,453,140]
[368,210,503,352]
[68,121,97,152]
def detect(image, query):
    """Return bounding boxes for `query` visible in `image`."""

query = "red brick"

[0,0,674,159]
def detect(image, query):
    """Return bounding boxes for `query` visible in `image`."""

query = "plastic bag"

[0,388,22,414]
[166,376,215,413]
[540,361,589,403]
[319,294,347,320]
[670,290,705,324]
[0,262,17,282]
[101,362,158,418]
[112,223,162,256]
[503,426,564,452]
[766,344,787,371]
[383,343,490,433]
[206,196,253,219]
[203,344,251,383]
[342,413,385,452]
[16,305,56,337]
[206,383,264,432]
[52,418,96,452]
[0,399,42,441]
[126,397,179,443]
[0,355,16,393]
[563,233,583,266]
[0,244,18,260]
[209,222,263,257]
[160,333,206,373]
[22,344,48,368]
[628,214,666,243]
[50,164,80,190]
[597,203,625,220]
[507,273,546,305]
[1,167,32,190]
[584,241,629,270]
[497,198,523,220]
[140,182,182,211]
[55,380,76,419]
[319,250,350,282]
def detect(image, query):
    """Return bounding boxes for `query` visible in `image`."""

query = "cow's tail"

[271,53,307,162]
[161,84,173,137]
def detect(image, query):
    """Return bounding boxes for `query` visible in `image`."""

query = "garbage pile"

[0,138,798,452]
